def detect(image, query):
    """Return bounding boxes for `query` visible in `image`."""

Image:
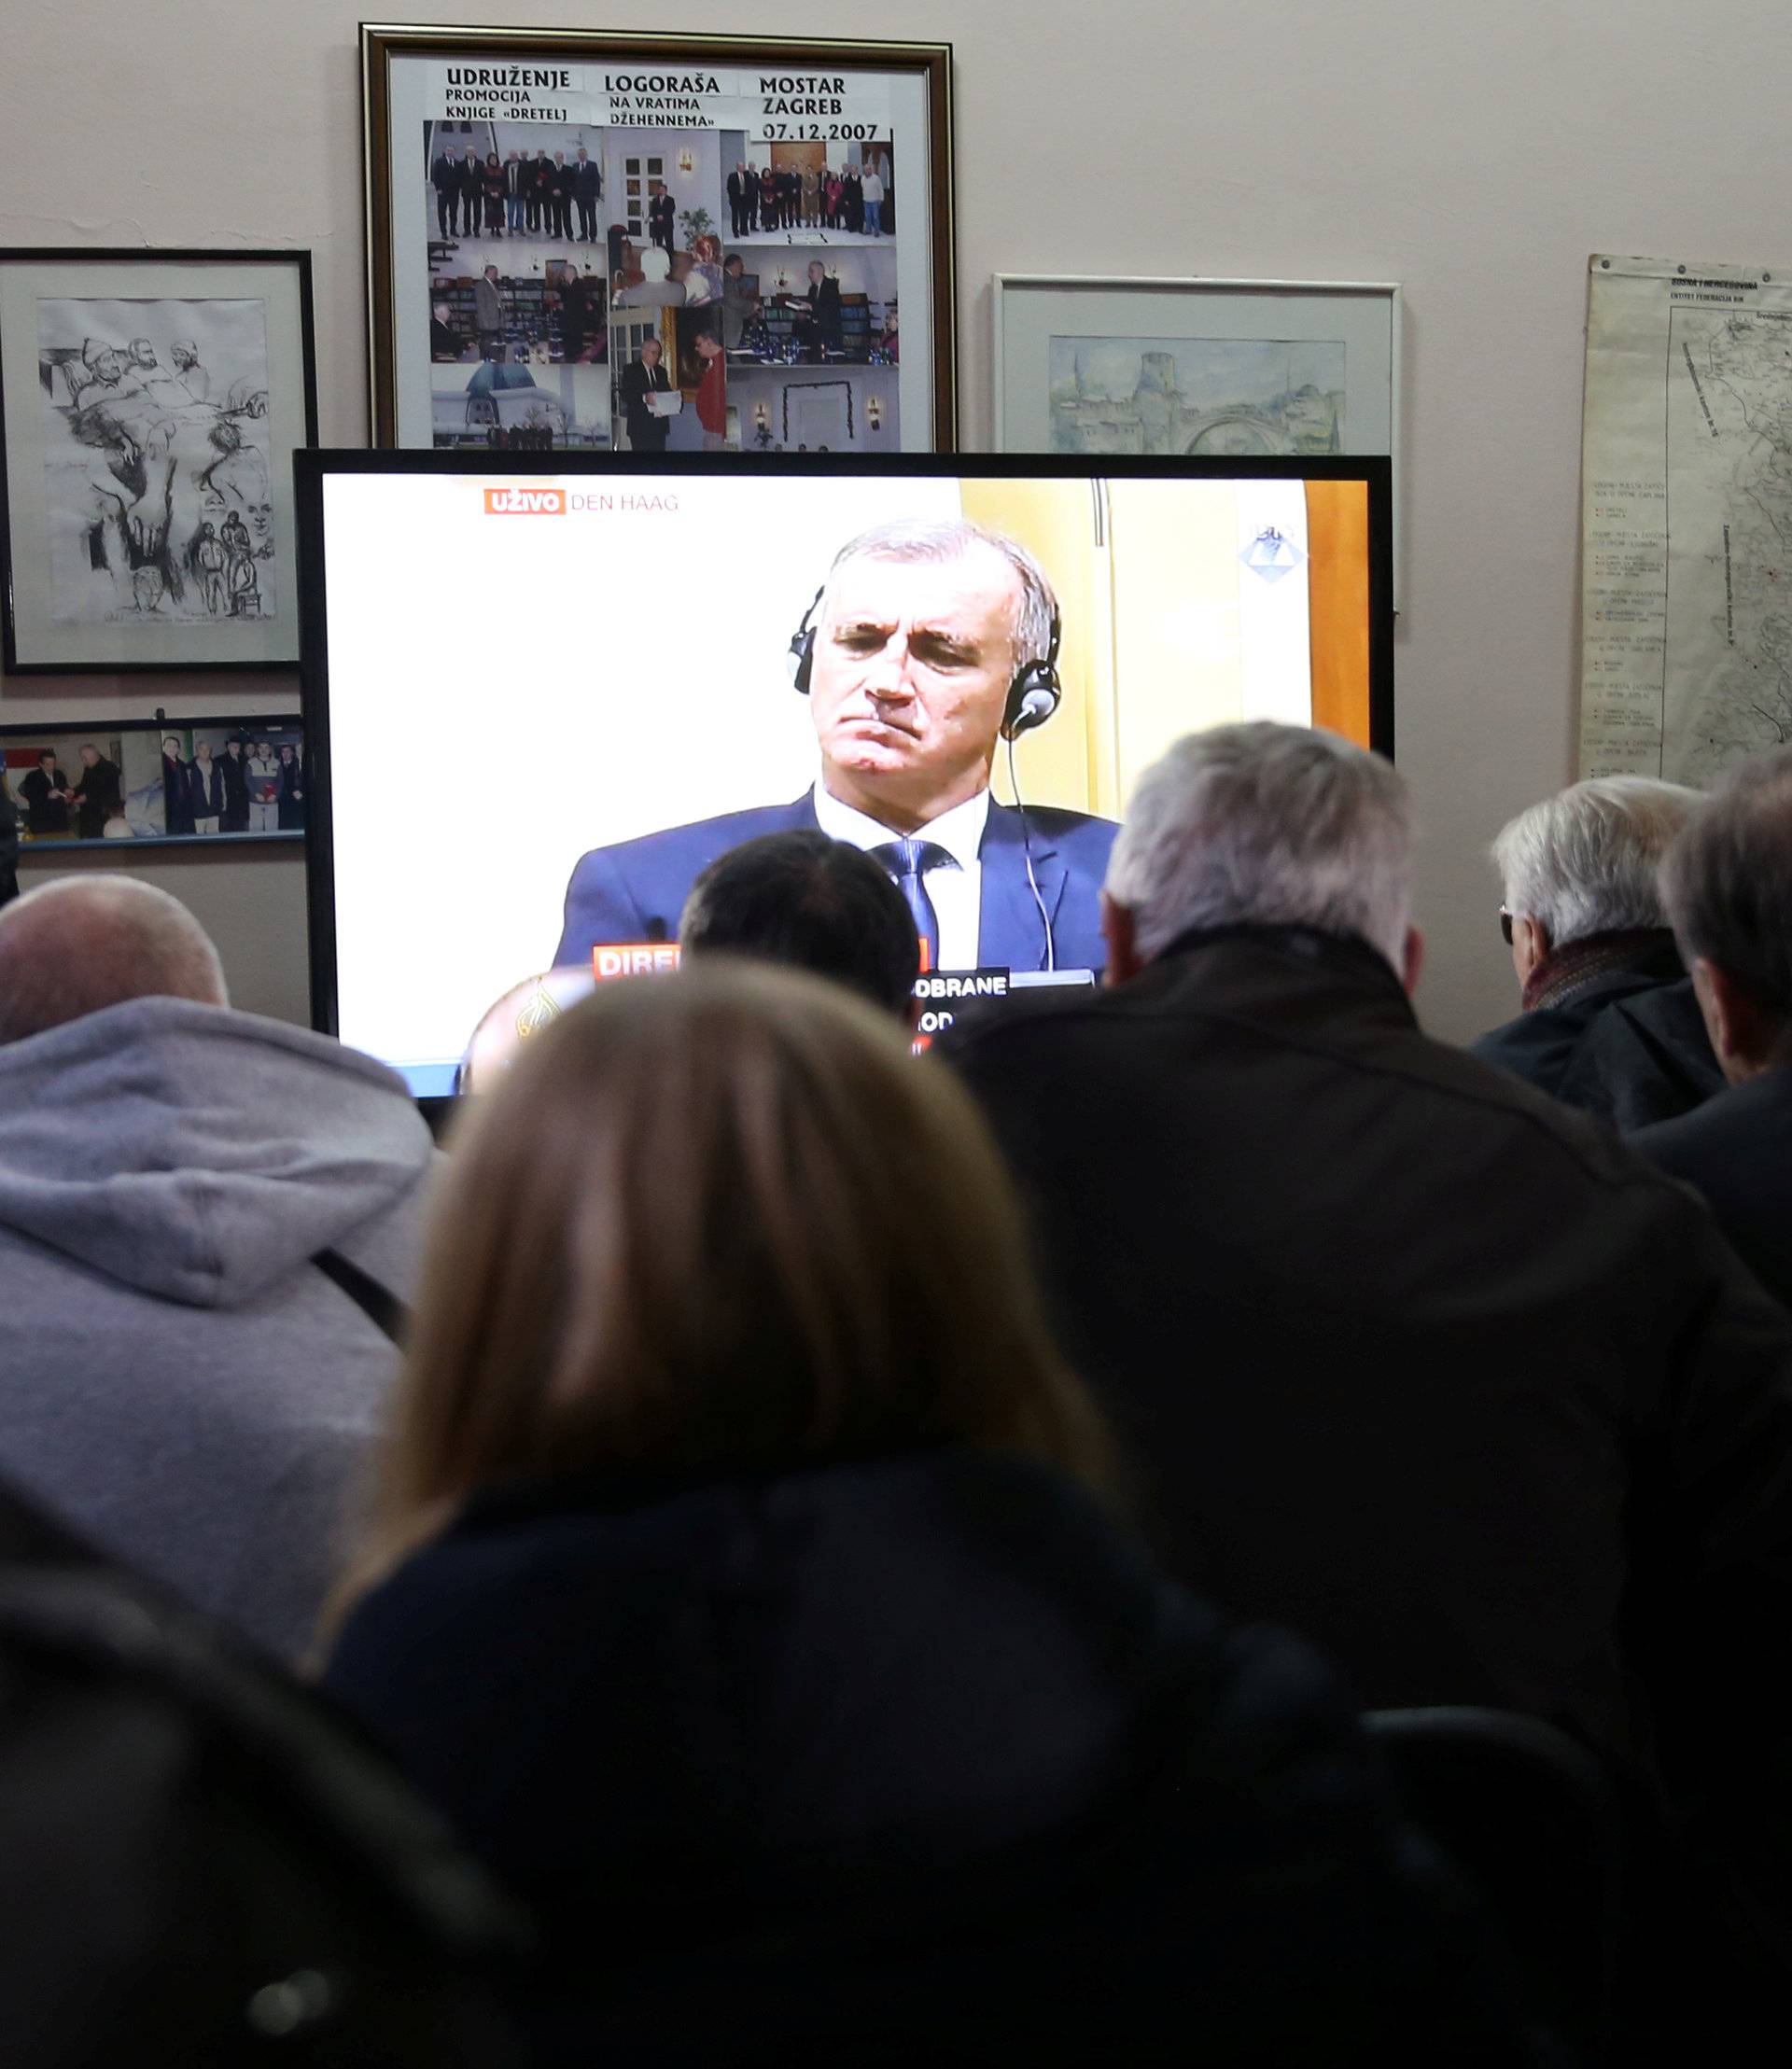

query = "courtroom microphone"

[1003,730,1057,974]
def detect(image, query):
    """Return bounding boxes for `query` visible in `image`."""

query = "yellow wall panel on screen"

[959,476,1109,815]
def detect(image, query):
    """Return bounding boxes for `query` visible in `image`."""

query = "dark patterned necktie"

[871,838,952,972]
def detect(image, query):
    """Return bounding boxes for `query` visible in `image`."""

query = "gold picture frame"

[361,24,955,455]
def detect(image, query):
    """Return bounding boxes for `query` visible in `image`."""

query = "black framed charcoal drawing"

[0,249,316,671]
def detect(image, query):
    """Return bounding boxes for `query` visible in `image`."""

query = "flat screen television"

[298,452,1393,1096]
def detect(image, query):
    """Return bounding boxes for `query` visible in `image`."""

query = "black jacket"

[18,768,68,837]
[805,274,844,348]
[1635,1068,1792,1311]
[160,755,193,836]
[1472,930,1723,1129]
[187,758,225,819]
[324,1448,1548,2066]
[941,926,1792,1806]
[218,750,249,818]
[0,786,18,906]
[619,356,670,446]
[69,758,120,839]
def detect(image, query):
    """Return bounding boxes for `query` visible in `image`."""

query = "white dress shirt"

[813,785,989,971]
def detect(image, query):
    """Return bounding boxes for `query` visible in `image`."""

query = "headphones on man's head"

[787,584,1062,741]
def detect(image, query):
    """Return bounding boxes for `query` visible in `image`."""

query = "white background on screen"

[321,471,1320,1077]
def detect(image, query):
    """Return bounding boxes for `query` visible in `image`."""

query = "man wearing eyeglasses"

[1475,775,1724,1129]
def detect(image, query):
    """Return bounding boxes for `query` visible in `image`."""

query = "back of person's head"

[0,876,227,1043]
[1104,721,1412,972]
[1491,776,1701,946]
[679,832,919,1018]
[345,961,1112,1588]
[1660,747,1792,1058]
[456,966,597,1095]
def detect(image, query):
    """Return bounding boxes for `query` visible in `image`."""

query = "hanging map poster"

[1579,253,1792,780]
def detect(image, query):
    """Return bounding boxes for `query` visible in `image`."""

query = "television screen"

[299,452,1392,1095]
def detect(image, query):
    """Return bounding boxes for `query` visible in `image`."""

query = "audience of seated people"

[938,722,1792,2028]
[1474,775,1724,1125]
[8,726,1792,2060]
[1634,746,1792,1307]
[320,961,1552,2064]
[0,875,433,1663]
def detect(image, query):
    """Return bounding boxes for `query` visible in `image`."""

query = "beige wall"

[12,835,312,1026]
[6,0,1785,1038]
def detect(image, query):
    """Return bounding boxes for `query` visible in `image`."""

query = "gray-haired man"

[1634,747,1792,1308]
[940,721,1792,1887]
[1474,775,1722,1126]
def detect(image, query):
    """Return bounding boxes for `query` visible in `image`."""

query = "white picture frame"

[992,273,1401,601]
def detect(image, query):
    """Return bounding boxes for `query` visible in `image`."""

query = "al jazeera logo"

[483,485,567,516]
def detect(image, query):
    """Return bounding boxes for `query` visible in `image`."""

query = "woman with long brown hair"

[321,963,1547,2066]
[330,959,1111,1601]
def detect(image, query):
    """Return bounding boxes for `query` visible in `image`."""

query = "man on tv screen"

[553,520,1118,973]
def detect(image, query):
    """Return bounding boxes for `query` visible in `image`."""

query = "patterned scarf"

[1521,928,1680,1014]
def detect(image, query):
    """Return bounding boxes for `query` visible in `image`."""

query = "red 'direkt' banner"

[592,944,681,979]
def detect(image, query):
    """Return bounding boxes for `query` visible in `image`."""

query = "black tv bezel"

[296,448,1395,1051]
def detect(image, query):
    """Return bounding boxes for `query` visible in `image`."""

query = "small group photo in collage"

[721,142,894,245]
[0,716,304,846]
[600,131,899,454]
[427,122,610,451]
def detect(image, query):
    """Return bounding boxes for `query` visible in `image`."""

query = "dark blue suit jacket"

[554,789,1118,974]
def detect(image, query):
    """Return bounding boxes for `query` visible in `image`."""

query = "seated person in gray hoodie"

[0,876,435,1662]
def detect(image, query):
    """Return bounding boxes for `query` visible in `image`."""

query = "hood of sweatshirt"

[0,998,434,1308]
